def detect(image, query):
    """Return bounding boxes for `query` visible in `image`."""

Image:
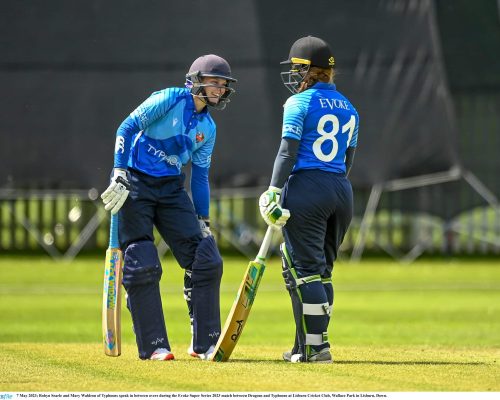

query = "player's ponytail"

[298,67,335,92]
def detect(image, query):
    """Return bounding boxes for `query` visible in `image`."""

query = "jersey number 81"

[313,114,355,162]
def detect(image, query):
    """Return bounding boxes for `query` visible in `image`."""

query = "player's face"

[202,77,228,104]
[281,63,310,94]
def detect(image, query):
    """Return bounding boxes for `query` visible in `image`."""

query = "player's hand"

[198,217,212,238]
[101,168,130,215]
[259,186,290,228]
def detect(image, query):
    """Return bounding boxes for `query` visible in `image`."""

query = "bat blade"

[210,259,266,362]
[102,247,123,356]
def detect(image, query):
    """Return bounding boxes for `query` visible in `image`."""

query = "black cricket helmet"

[280,36,335,94]
[185,54,237,110]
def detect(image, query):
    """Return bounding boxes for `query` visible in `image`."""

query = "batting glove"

[198,217,212,238]
[259,186,290,229]
[101,168,131,215]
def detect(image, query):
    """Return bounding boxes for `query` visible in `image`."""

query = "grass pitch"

[0,255,499,392]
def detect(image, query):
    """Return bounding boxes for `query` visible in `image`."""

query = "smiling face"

[192,76,229,112]
[202,77,228,104]
[185,55,237,111]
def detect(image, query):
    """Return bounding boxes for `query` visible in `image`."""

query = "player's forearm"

[269,138,299,188]
[191,164,210,218]
[345,146,356,176]
[113,115,141,169]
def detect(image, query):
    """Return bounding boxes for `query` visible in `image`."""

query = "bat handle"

[255,226,274,262]
[109,214,120,248]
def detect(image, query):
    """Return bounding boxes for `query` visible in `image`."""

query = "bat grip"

[255,226,274,262]
[109,214,120,248]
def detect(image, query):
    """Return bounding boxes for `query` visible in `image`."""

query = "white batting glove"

[101,168,130,215]
[259,186,290,229]
[198,217,212,238]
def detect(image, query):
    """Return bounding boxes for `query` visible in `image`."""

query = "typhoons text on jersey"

[147,144,182,169]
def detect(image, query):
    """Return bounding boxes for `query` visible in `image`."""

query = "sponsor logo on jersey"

[132,109,148,126]
[161,154,182,169]
[147,144,182,170]
[115,136,125,154]
[195,132,205,143]
[173,117,179,127]
[283,124,301,135]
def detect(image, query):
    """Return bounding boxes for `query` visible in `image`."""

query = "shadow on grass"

[335,360,486,366]
[214,359,285,364]
[222,359,486,366]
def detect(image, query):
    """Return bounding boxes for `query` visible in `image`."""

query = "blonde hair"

[299,66,335,92]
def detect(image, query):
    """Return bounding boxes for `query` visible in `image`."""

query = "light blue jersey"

[282,82,359,174]
[113,87,216,217]
[114,87,216,176]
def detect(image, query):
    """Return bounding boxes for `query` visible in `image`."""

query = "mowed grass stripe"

[0,256,499,391]
[1,282,500,295]
[0,343,498,392]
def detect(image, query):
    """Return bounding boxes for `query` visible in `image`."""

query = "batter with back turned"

[259,36,359,363]
[101,54,237,361]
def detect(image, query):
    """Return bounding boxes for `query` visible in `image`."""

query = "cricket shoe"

[282,347,332,363]
[188,344,215,361]
[150,348,175,361]
[187,321,196,357]
[187,338,197,358]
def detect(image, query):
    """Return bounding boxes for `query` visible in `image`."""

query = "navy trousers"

[119,169,202,266]
[118,169,203,358]
[281,169,353,279]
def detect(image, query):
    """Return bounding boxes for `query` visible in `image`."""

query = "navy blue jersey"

[282,82,359,174]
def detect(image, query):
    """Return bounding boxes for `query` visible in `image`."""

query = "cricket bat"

[102,213,123,356]
[210,226,274,361]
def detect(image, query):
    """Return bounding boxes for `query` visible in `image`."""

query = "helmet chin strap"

[193,87,224,108]
[186,77,233,111]
[193,92,208,105]
[193,92,219,107]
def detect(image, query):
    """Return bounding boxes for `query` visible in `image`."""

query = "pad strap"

[183,270,192,302]
[303,302,331,316]
[305,332,329,346]
[183,270,193,319]
[191,235,223,354]
[280,242,332,361]
[296,275,322,286]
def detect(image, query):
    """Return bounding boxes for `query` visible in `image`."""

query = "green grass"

[0,255,499,392]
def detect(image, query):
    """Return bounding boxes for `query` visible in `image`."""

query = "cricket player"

[259,36,359,363]
[101,54,237,361]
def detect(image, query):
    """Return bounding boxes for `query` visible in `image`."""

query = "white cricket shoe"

[187,338,197,357]
[187,321,197,357]
[188,344,215,361]
[283,347,332,363]
[150,348,175,361]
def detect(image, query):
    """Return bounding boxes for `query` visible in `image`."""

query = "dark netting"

[254,0,497,218]
[1,0,497,219]
[255,0,461,185]
[0,0,272,189]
